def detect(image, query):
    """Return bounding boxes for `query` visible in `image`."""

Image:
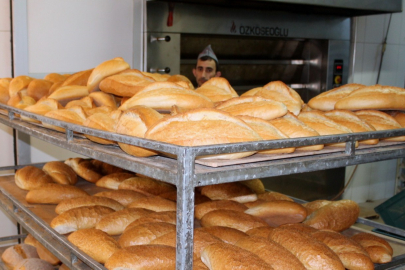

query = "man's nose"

[201,69,208,78]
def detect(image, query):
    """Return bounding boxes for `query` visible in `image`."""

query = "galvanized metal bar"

[374,253,405,270]
[345,140,356,155]
[356,217,405,238]
[0,234,27,242]
[66,129,74,142]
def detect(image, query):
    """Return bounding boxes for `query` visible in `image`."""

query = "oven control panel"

[333,59,343,88]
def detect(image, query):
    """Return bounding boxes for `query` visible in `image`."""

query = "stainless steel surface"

[147,32,180,75]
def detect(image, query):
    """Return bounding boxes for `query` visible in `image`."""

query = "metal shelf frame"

[1,103,405,269]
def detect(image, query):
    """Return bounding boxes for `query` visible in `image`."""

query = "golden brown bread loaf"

[47,85,89,106]
[236,236,306,270]
[65,96,95,109]
[25,183,89,205]
[269,112,324,151]
[118,222,176,247]
[145,108,262,160]
[43,73,67,84]
[64,158,103,183]
[61,68,93,87]
[7,92,36,111]
[88,91,117,108]
[83,112,118,145]
[158,190,211,205]
[104,245,176,270]
[200,182,255,201]
[47,81,63,95]
[127,196,177,212]
[118,176,176,196]
[238,115,295,154]
[245,226,275,238]
[99,71,153,97]
[95,172,136,189]
[269,227,345,270]
[26,79,53,101]
[67,228,120,264]
[194,200,248,220]
[194,258,210,270]
[388,110,405,127]
[200,209,268,232]
[118,81,214,111]
[335,84,405,110]
[42,107,87,132]
[21,98,64,123]
[311,230,374,270]
[1,244,39,270]
[239,179,265,194]
[94,189,147,206]
[91,159,125,175]
[258,191,294,202]
[303,199,360,232]
[13,258,54,270]
[14,166,53,191]
[42,161,77,185]
[302,200,332,215]
[9,75,34,97]
[0,78,12,104]
[166,74,195,89]
[51,205,114,234]
[195,77,238,103]
[87,57,131,93]
[216,96,288,120]
[245,201,307,227]
[351,232,393,264]
[200,226,248,244]
[24,234,60,265]
[55,196,125,214]
[115,106,163,157]
[324,110,379,145]
[96,208,154,235]
[307,83,365,111]
[201,242,274,270]
[124,211,176,231]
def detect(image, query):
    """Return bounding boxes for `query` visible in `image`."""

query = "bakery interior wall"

[0,0,404,243]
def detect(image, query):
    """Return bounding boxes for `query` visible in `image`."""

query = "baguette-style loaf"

[1,244,39,270]
[99,71,153,97]
[42,161,77,185]
[88,91,117,108]
[51,205,114,234]
[388,111,405,127]
[15,166,53,191]
[166,74,195,89]
[7,92,36,111]
[201,226,248,245]
[67,228,120,264]
[9,75,34,97]
[118,176,176,196]
[200,182,255,201]
[351,232,393,264]
[95,172,135,189]
[55,196,125,214]
[118,222,176,247]
[195,77,238,103]
[124,211,176,231]
[25,183,89,204]
[24,234,60,265]
[145,108,262,160]
[13,258,54,270]
[194,200,248,220]
[65,96,95,109]
[302,200,332,215]
[94,189,147,206]
[239,179,266,194]
[64,158,103,183]
[21,98,64,123]
[83,112,118,145]
[42,107,87,132]
[258,191,294,202]
[127,196,177,212]
[43,73,67,84]
[0,78,11,104]
[61,68,93,87]
[47,85,89,106]
[26,79,53,101]
[246,226,275,238]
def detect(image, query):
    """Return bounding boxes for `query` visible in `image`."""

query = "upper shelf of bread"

[149,0,403,16]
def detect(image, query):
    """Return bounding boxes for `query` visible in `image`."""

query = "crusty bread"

[118,176,176,196]
[278,223,318,234]
[245,201,307,227]
[124,211,176,232]
[216,96,288,120]
[257,191,294,202]
[158,190,211,205]
[47,81,63,95]
[65,96,95,109]
[200,209,268,232]
[51,205,115,234]
[201,242,274,270]
[303,200,360,232]
[311,230,374,270]
[245,226,275,238]
[127,196,177,212]
[335,84,405,110]
[166,74,195,89]
[238,115,295,154]
[269,112,324,151]
[0,78,12,103]
[302,200,332,215]
[269,227,345,270]
[47,85,89,106]
[200,182,255,201]
[236,236,306,270]
[83,112,118,145]
[94,189,147,206]
[64,158,103,183]
[88,91,117,108]
[95,172,135,189]
[67,228,120,264]
[324,110,378,145]
[43,73,67,84]
[1,244,39,270]
[195,77,238,103]
[201,226,248,244]
[21,98,63,123]
[55,196,124,214]
[388,110,405,127]
[7,92,36,111]
[42,107,87,132]
[104,245,176,270]
[194,200,248,220]
[99,72,153,97]
[87,57,130,93]
[15,166,54,191]
[307,83,365,111]
[145,108,262,160]
[96,208,154,235]
[194,258,210,270]
[42,161,77,185]
[25,183,89,204]
[13,258,54,270]
[91,159,125,175]
[115,106,163,157]
[61,68,93,87]
[24,234,60,265]
[9,75,34,97]
[118,81,214,111]
[239,179,265,194]
[26,79,53,101]
[118,222,176,247]
[351,232,393,264]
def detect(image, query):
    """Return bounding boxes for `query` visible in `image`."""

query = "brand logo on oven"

[230,21,289,37]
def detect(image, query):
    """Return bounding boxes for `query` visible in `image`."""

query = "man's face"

[193,59,220,87]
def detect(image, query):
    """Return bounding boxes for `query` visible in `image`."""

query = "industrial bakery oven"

[145,0,353,200]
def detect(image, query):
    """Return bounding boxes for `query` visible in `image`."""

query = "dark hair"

[199,56,220,72]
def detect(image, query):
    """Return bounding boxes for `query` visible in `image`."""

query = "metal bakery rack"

[0,103,405,270]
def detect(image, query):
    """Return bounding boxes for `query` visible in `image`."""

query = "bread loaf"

[88,91,117,108]
[1,244,39,270]
[91,159,125,175]
[0,78,11,104]
[47,81,63,95]
[303,200,360,232]
[21,98,63,123]
[47,85,89,106]
[83,112,118,145]
[43,73,67,84]
[95,172,135,189]
[195,77,238,103]
[9,75,34,97]
[118,222,176,247]
[7,92,36,111]
[245,201,307,227]
[194,200,248,220]
[257,191,294,202]
[61,68,93,87]
[268,227,345,270]
[236,236,306,270]
[15,166,53,191]
[42,161,77,185]
[96,208,154,235]
[13,258,54,270]
[67,228,120,264]
[245,226,275,238]
[216,96,288,120]
[42,107,87,132]
[166,74,195,89]
[26,79,53,101]
[201,242,274,270]
[115,106,163,157]
[24,234,60,265]
[388,110,405,127]
[239,179,265,194]
[127,196,177,212]
[200,182,255,201]
[99,71,153,97]
[351,232,393,264]
[65,96,95,109]
[118,176,176,196]
[159,190,211,205]
[51,205,114,234]
[124,211,176,232]
[94,189,147,206]
[307,83,365,111]
[55,196,124,214]
[104,245,176,270]
[302,200,332,215]
[145,108,262,160]
[64,158,102,183]
[26,183,89,204]
[201,226,248,244]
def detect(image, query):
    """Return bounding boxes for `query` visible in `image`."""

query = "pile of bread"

[3,158,394,270]
[1,57,405,161]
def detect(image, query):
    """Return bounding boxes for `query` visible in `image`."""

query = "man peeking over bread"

[193,45,222,87]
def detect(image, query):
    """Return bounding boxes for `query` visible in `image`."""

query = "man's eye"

[198,67,203,71]
[206,68,213,72]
